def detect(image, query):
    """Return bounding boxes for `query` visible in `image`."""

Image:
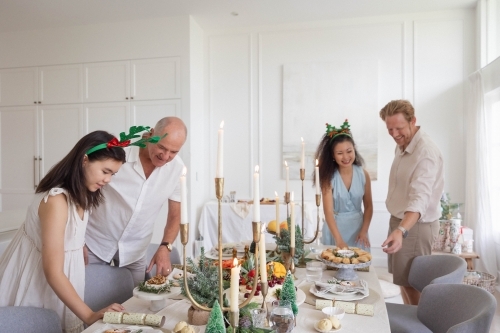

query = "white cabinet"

[84,102,130,137]
[131,100,181,129]
[0,65,83,106]
[0,67,38,106]
[84,57,180,103]
[0,105,82,210]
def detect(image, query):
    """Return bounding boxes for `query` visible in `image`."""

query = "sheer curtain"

[465,56,500,278]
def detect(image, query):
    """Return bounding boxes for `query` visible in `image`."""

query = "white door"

[131,58,181,101]
[0,67,38,106]
[131,100,181,130]
[39,64,83,104]
[38,104,83,177]
[84,61,130,103]
[84,102,130,138]
[0,106,38,210]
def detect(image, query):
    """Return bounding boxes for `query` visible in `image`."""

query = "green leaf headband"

[86,126,165,155]
[325,119,352,140]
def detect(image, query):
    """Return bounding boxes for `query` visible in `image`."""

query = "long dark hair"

[313,133,364,191]
[37,131,126,210]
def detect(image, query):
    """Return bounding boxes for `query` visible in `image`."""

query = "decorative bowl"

[322,306,345,320]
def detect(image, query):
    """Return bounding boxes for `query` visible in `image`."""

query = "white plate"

[314,321,342,332]
[309,285,369,301]
[205,249,233,260]
[314,280,367,296]
[214,242,245,253]
[315,255,371,269]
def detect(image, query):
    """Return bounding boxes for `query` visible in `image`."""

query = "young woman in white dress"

[0,130,130,333]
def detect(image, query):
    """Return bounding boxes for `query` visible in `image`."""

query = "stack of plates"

[309,279,369,301]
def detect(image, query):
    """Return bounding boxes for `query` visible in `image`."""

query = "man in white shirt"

[84,117,187,285]
[379,100,444,305]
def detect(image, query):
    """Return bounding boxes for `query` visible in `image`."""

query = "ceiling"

[0,0,478,34]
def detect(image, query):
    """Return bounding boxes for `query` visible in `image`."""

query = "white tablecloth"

[197,200,317,252]
[83,263,390,332]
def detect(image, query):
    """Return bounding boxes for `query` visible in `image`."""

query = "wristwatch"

[160,242,173,251]
[397,225,409,239]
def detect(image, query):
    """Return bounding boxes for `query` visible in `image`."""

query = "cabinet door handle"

[34,101,37,104]
[38,101,41,104]
[126,97,129,100]
[33,156,38,189]
[39,156,42,185]
[131,96,134,99]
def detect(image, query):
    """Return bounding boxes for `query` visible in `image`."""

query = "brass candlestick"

[303,194,321,244]
[182,178,263,315]
[284,191,290,217]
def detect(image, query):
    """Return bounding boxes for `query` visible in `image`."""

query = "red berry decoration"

[244,292,250,298]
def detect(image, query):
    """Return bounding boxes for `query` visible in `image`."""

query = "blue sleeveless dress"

[321,165,368,249]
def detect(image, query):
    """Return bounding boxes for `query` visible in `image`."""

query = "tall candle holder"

[297,185,321,268]
[181,178,263,329]
[284,191,290,217]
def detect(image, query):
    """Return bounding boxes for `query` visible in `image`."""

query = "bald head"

[144,117,187,167]
[154,117,187,139]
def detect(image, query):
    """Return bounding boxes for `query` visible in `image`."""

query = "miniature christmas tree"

[206,301,226,333]
[280,270,298,316]
[273,217,304,264]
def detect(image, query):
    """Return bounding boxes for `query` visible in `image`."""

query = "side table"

[432,250,480,270]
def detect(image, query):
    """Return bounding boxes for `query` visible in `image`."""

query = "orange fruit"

[279,221,288,230]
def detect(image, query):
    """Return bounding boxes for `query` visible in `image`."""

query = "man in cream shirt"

[379,100,444,305]
[85,117,187,285]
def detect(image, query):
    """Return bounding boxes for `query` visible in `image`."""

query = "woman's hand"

[356,231,370,249]
[86,303,125,325]
[335,240,349,250]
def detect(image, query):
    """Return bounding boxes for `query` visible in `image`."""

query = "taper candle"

[285,161,289,193]
[230,258,240,311]
[275,191,280,238]
[290,192,295,247]
[300,137,305,169]
[216,121,224,178]
[259,225,267,282]
[315,159,320,195]
[180,167,188,224]
[253,166,260,222]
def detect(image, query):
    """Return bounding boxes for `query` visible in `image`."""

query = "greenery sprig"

[138,281,172,294]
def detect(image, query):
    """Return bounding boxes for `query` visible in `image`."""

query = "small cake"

[174,321,188,332]
[328,316,341,329]
[317,318,333,331]
[145,274,168,290]
[180,326,196,333]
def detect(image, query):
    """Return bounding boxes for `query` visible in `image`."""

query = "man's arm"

[146,199,181,275]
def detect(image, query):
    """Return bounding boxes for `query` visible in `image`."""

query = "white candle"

[216,121,224,178]
[275,191,280,238]
[253,166,260,222]
[180,167,188,224]
[300,137,305,169]
[315,159,320,195]
[285,161,289,193]
[290,192,295,248]
[230,258,240,311]
[259,225,267,282]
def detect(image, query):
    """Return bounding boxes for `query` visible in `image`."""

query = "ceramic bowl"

[322,306,345,320]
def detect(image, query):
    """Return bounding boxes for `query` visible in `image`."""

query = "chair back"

[0,306,62,333]
[409,255,467,292]
[417,284,497,333]
[84,264,134,311]
[145,243,181,279]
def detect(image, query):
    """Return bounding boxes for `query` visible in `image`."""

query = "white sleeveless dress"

[0,188,88,333]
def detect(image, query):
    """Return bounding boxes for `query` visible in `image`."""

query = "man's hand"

[382,230,403,254]
[146,246,172,276]
[83,245,89,266]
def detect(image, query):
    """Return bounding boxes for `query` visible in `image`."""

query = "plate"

[205,249,234,260]
[309,285,369,301]
[214,242,245,253]
[314,280,367,296]
[315,255,371,269]
[314,321,342,332]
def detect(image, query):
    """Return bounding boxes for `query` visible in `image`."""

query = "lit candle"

[216,121,224,178]
[300,137,305,169]
[259,225,267,283]
[180,167,188,224]
[290,192,295,248]
[315,159,320,195]
[230,258,240,311]
[253,166,260,222]
[275,191,280,238]
[285,161,289,193]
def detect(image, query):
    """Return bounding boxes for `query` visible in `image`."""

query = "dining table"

[83,249,390,333]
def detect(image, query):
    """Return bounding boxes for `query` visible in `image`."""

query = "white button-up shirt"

[386,128,444,222]
[85,146,184,266]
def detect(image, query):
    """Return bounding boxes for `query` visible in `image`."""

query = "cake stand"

[132,286,182,311]
[316,255,371,281]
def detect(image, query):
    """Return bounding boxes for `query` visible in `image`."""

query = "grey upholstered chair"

[145,243,181,279]
[419,284,496,333]
[387,255,468,333]
[0,306,62,333]
[84,264,134,312]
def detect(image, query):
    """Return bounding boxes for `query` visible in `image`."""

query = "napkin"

[230,201,250,219]
[314,280,369,296]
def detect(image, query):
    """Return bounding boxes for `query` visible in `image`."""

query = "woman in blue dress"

[314,120,373,250]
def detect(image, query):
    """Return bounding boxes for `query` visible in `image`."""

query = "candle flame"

[301,137,304,142]
[275,191,278,196]
[316,159,318,166]
[232,258,238,266]
[255,165,259,173]
[284,161,288,167]
[220,121,224,129]
[291,191,294,201]
[182,166,187,176]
